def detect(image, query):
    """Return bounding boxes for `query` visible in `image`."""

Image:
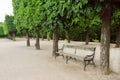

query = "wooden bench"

[55,44,96,71]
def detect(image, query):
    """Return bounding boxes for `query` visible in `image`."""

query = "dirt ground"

[0,38,120,80]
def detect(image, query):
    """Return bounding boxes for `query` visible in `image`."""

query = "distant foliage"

[0,23,7,37]
[0,27,4,37]
[5,15,16,34]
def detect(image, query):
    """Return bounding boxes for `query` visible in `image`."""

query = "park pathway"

[0,38,119,80]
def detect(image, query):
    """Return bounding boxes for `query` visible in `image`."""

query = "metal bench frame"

[56,44,96,71]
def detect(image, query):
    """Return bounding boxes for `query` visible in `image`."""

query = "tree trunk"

[52,27,59,57]
[85,27,90,45]
[25,29,30,47]
[8,33,12,40]
[47,31,50,41]
[35,29,40,49]
[12,32,16,41]
[41,35,44,40]
[66,29,70,43]
[115,26,120,48]
[100,2,112,75]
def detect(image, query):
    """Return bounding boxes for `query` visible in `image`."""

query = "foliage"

[0,23,8,36]
[111,7,120,43]
[0,27,4,37]
[12,0,119,43]
[112,8,120,27]
[4,15,16,34]
[3,22,8,35]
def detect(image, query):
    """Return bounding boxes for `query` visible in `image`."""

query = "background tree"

[4,15,16,41]
[31,0,47,49]
[45,0,60,56]
[112,8,120,47]
[13,0,32,46]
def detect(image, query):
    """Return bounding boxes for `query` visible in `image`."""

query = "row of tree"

[12,0,120,75]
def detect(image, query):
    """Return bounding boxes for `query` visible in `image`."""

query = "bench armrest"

[84,54,94,61]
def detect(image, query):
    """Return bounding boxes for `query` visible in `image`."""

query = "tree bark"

[100,1,112,75]
[41,35,44,40]
[12,32,16,41]
[115,26,120,48]
[85,27,90,45]
[8,33,12,40]
[25,29,30,47]
[47,31,50,41]
[35,29,40,49]
[52,27,59,56]
[66,29,70,43]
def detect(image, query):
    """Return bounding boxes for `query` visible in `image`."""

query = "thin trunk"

[8,33,12,40]
[66,29,70,43]
[12,32,16,41]
[9,33,12,40]
[115,26,120,48]
[35,29,40,49]
[47,31,50,41]
[41,35,44,40]
[85,27,90,45]
[100,2,112,75]
[52,27,59,57]
[25,29,30,47]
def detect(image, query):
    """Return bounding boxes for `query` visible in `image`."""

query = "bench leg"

[66,56,72,64]
[55,53,64,59]
[84,60,96,71]
[66,56,69,64]
[84,60,87,71]
[84,60,91,71]
[62,55,64,59]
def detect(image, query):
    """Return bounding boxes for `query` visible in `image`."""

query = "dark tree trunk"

[52,27,59,57]
[85,27,90,45]
[115,26,120,48]
[47,31,50,41]
[25,29,30,47]
[8,33,12,40]
[35,29,40,49]
[12,32,16,41]
[66,29,70,43]
[100,1,112,75]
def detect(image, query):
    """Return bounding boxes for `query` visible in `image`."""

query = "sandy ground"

[0,38,120,80]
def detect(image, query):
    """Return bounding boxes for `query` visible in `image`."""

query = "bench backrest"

[76,47,96,57]
[62,45,76,54]
[61,44,96,57]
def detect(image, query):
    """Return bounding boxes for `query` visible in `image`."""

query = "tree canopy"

[12,0,120,75]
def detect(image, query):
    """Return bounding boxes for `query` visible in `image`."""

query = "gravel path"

[0,38,119,80]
